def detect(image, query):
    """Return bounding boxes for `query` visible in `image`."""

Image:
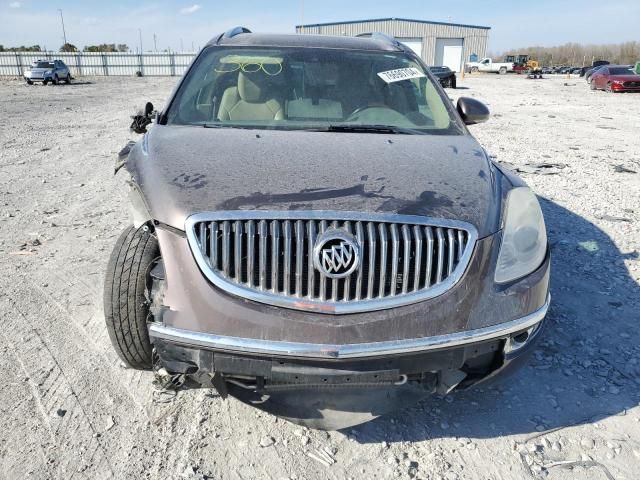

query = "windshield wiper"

[325,124,423,135]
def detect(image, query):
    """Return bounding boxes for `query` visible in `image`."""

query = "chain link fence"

[0,51,198,77]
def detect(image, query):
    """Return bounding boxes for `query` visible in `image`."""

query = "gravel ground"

[0,74,639,480]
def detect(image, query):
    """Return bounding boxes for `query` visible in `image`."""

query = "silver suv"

[24,59,71,85]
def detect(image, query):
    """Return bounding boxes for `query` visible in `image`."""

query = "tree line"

[0,43,130,53]
[491,41,640,66]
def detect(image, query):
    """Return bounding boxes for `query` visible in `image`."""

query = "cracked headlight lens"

[495,187,547,283]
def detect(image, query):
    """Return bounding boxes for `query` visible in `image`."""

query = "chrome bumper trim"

[149,294,550,359]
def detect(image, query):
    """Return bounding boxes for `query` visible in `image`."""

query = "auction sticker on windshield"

[377,67,426,83]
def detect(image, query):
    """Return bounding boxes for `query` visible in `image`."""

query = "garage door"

[435,38,463,72]
[398,38,423,59]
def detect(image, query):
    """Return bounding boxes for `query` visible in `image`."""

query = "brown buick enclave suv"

[105,28,550,429]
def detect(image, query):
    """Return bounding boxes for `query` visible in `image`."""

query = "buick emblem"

[313,229,360,279]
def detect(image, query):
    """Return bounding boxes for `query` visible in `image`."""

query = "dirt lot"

[0,73,639,480]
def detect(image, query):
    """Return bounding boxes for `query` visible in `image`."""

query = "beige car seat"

[217,71,284,121]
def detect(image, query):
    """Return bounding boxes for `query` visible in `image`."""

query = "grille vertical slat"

[222,221,231,277]
[234,221,243,281]
[413,225,423,291]
[271,221,280,293]
[401,224,411,294]
[436,227,445,284]
[378,223,388,297]
[198,223,207,258]
[389,224,400,296]
[447,228,455,276]
[343,221,352,301]
[283,220,292,295]
[258,220,268,290]
[246,221,255,286]
[425,226,434,287]
[355,222,365,300]
[209,221,218,270]
[307,221,317,299]
[318,220,328,301]
[367,222,377,299]
[191,215,473,311]
[295,220,304,297]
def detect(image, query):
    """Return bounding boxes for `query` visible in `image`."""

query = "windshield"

[166,46,462,135]
[33,62,54,69]
[609,67,634,75]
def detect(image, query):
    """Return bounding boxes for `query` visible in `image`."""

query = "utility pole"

[191,41,194,51]
[300,0,304,33]
[58,9,67,46]
[138,28,143,53]
[153,33,157,52]
[180,38,184,52]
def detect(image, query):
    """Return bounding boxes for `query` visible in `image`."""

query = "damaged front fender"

[114,139,154,228]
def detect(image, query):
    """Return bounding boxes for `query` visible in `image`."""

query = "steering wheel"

[346,104,400,121]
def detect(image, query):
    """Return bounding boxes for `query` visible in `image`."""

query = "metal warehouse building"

[296,17,490,72]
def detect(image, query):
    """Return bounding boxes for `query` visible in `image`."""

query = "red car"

[590,65,640,92]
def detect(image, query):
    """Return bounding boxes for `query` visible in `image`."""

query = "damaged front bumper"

[149,296,548,360]
[151,298,547,392]
[148,296,548,428]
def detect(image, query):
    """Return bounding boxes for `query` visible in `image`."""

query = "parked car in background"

[23,59,71,85]
[429,66,456,88]
[590,65,640,92]
[585,65,606,83]
[106,28,550,429]
[579,60,609,77]
[465,57,513,74]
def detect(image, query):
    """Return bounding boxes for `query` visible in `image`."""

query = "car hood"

[128,125,502,237]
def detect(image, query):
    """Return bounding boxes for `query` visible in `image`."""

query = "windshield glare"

[33,62,54,68]
[167,46,461,134]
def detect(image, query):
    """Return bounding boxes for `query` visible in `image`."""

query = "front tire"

[104,225,160,370]
[26,79,33,85]
[499,67,507,75]
[65,74,71,84]
[450,77,456,89]
[53,75,59,85]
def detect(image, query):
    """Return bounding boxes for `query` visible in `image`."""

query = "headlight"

[45,70,52,75]
[495,187,547,283]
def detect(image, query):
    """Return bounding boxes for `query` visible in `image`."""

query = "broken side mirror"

[456,97,490,125]
[130,101,155,134]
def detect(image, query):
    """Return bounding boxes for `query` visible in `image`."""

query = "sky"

[1,0,639,53]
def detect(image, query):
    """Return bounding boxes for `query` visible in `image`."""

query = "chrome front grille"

[186,212,477,314]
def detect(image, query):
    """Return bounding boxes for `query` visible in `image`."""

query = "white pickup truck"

[465,58,513,74]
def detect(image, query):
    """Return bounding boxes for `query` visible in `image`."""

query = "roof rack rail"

[221,26,251,41]
[355,31,403,49]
